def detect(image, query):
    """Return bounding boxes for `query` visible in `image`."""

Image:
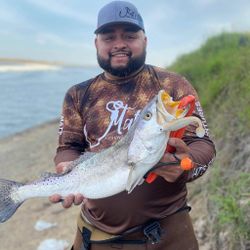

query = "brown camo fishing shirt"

[54,64,216,234]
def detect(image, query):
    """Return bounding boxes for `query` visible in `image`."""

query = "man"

[50,1,216,249]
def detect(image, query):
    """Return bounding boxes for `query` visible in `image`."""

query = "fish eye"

[144,112,152,120]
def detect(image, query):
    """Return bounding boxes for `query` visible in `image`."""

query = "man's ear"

[144,35,148,46]
[95,37,98,49]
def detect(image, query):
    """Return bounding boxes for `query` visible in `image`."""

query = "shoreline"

[0,118,60,142]
[0,119,60,179]
[0,63,62,72]
[0,58,98,72]
[0,58,63,72]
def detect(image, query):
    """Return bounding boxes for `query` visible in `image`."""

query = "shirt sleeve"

[156,69,216,183]
[176,78,216,183]
[54,86,87,165]
[182,103,216,182]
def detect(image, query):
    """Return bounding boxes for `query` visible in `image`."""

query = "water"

[0,67,101,139]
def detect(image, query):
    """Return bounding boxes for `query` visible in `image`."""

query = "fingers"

[62,194,85,208]
[49,194,63,203]
[154,165,184,183]
[74,194,85,205]
[160,151,176,162]
[62,194,75,208]
[49,193,84,208]
[155,139,193,183]
[51,162,81,208]
[168,138,190,154]
[160,138,191,163]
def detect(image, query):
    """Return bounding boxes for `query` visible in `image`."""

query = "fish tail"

[0,179,24,223]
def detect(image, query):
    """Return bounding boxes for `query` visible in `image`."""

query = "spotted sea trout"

[0,90,205,223]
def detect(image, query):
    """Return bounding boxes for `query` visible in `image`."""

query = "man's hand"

[154,138,191,182]
[49,161,85,208]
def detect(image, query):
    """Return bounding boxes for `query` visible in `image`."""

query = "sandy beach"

[0,58,64,72]
[0,64,61,72]
[0,120,79,250]
[0,63,62,72]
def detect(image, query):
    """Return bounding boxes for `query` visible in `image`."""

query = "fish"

[0,90,205,223]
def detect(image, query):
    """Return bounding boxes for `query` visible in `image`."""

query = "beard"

[97,48,146,77]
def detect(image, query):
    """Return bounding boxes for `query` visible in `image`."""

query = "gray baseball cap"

[95,1,144,34]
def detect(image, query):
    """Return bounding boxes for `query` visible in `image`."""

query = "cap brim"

[94,22,143,34]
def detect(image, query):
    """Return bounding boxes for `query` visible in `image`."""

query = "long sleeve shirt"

[54,64,216,234]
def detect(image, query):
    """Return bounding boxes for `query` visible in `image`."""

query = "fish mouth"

[156,90,205,137]
[156,90,185,125]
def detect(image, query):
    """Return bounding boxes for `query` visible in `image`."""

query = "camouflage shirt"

[54,64,215,234]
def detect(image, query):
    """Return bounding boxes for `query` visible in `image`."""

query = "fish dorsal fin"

[40,172,60,179]
[70,151,97,168]
[40,152,98,181]
[53,151,97,174]
[79,152,96,161]
[40,160,78,180]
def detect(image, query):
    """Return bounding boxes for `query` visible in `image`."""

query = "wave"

[0,63,62,72]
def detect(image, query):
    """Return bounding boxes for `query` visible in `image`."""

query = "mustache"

[109,50,132,57]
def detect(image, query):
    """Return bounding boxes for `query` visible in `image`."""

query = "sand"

[0,120,79,250]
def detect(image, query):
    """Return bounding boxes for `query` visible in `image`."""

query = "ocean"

[0,67,101,139]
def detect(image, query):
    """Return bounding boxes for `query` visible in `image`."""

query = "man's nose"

[113,37,127,49]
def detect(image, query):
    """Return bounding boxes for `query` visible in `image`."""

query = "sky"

[0,0,250,67]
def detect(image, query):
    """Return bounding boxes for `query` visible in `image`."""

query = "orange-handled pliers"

[145,95,195,184]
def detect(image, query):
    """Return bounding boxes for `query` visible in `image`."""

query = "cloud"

[1,0,250,67]
[0,1,33,30]
[32,31,96,65]
[142,2,178,31]
[235,7,250,30]
[36,32,72,46]
[24,0,95,26]
[202,21,233,35]
[147,34,204,67]
[35,32,93,50]
[190,0,222,7]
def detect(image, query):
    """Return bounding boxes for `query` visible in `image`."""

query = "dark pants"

[72,210,199,250]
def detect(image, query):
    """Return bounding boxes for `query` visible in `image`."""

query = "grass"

[169,32,250,249]
[209,167,250,247]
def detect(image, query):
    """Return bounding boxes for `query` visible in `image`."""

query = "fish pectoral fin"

[126,165,145,194]
[137,178,145,186]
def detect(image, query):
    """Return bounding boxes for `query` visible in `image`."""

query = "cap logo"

[95,2,144,33]
[119,7,140,21]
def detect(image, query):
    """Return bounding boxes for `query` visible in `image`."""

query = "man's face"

[95,24,147,77]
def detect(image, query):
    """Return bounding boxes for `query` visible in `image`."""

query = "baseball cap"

[95,1,144,34]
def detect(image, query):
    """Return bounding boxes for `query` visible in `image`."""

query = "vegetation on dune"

[169,32,250,249]
[170,32,250,135]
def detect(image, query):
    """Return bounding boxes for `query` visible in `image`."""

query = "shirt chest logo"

[84,100,140,148]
